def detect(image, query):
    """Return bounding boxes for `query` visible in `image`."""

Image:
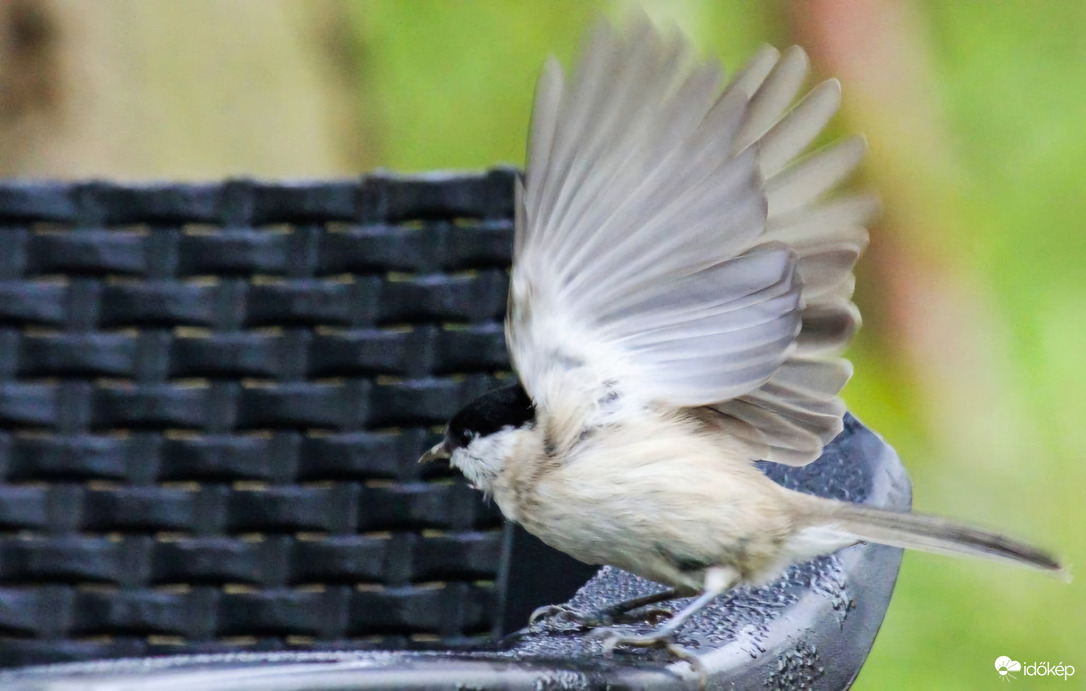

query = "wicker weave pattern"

[0,170,518,665]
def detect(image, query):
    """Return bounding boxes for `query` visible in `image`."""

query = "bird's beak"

[419,440,451,464]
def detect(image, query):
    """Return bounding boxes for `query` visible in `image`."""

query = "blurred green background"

[1,0,1081,687]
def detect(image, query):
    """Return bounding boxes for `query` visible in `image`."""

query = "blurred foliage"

[5,0,1080,687]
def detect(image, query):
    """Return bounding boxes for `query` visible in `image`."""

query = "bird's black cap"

[446,383,535,450]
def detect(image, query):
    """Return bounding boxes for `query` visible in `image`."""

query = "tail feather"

[824,502,1069,581]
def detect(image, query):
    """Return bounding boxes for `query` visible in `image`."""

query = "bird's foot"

[529,603,672,633]
[589,626,706,681]
[588,625,681,654]
[529,604,594,633]
[528,604,611,633]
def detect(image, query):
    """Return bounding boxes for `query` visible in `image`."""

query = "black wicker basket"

[0,170,598,667]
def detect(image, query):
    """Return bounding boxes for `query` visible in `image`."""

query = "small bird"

[420,16,1066,653]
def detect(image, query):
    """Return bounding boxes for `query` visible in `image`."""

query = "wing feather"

[520,57,564,259]
[767,136,867,217]
[511,16,872,464]
[758,79,842,178]
[733,46,810,153]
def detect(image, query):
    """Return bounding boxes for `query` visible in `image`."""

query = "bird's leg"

[590,566,738,654]
[529,587,681,632]
[601,587,683,623]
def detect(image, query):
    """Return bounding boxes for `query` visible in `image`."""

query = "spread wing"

[508,17,874,465]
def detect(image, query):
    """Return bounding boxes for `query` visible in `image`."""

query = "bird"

[419,15,1067,655]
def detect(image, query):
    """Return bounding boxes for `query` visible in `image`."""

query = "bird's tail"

[817,500,1069,580]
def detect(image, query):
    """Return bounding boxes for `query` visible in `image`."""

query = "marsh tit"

[420,16,1066,652]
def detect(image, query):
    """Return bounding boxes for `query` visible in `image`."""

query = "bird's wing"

[508,17,873,465]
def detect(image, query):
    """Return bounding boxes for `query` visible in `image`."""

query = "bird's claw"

[529,603,675,633]
[590,627,706,686]
[529,604,606,632]
[588,625,676,654]
[636,606,674,626]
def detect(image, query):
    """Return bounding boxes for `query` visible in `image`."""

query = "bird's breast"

[496,414,803,588]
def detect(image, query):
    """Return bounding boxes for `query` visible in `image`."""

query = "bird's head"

[419,383,535,495]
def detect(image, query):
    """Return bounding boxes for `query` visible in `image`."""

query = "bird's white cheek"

[448,428,521,496]
[449,447,500,494]
[448,449,481,490]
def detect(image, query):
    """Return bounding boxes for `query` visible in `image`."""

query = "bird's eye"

[443,428,470,451]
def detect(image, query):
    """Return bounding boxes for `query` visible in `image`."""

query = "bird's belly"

[517,499,705,591]
[506,457,794,590]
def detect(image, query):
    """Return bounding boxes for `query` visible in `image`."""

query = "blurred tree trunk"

[0,0,367,180]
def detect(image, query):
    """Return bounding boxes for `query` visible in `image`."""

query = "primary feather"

[510,16,872,464]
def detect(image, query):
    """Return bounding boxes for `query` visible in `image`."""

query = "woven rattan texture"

[0,171,519,666]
